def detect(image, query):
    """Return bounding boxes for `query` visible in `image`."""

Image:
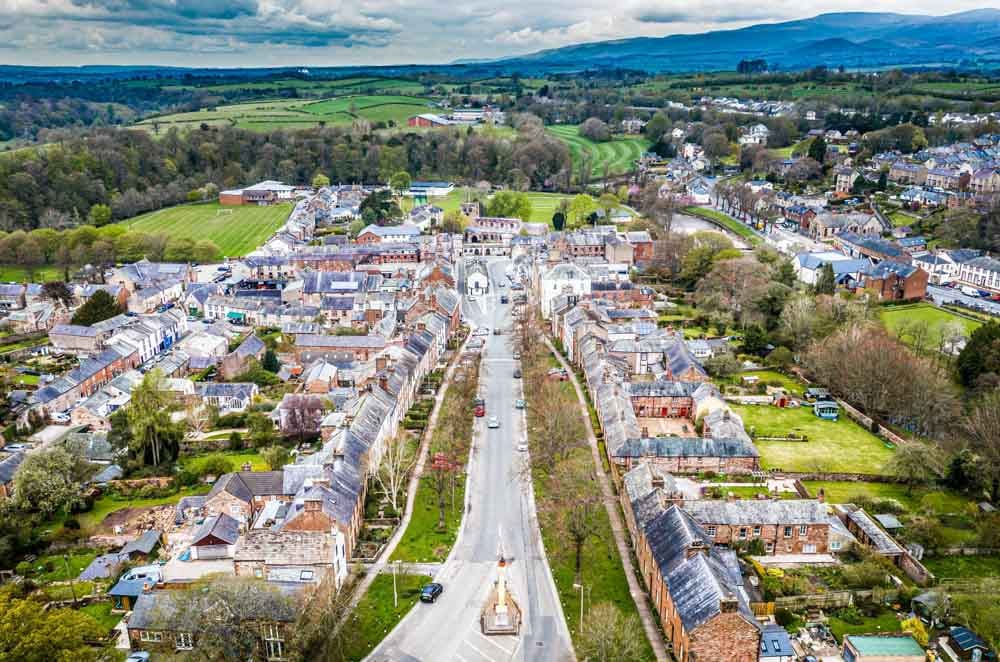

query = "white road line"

[461,640,498,662]
[452,653,474,662]
[476,632,517,655]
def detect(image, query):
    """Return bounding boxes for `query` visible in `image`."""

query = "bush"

[198,455,235,478]
[775,608,796,627]
[834,605,864,625]
[228,432,243,451]
[215,412,247,429]
[63,517,80,530]
[841,560,890,589]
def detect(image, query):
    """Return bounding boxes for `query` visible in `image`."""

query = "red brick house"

[682,498,831,555]
[611,436,761,475]
[859,262,928,301]
[621,466,760,662]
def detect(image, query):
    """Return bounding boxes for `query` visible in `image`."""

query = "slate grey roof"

[128,586,295,631]
[121,530,161,556]
[195,382,257,400]
[234,334,265,358]
[78,553,125,581]
[627,380,700,398]
[614,436,759,459]
[50,324,100,338]
[0,452,25,483]
[91,464,124,483]
[682,499,829,525]
[847,508,905,555]
[206,471,287,503]
[192,513,241,546]
[233,529,336,565]
[294,334,386,349]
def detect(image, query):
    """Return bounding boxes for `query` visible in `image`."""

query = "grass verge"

[336,573,431,661]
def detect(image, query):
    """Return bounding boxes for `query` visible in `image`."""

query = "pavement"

[367,257,572,662]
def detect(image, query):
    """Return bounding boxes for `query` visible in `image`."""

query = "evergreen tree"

[814,263,836,295]
[808,135,828,164]
[70,289,122,326]
[262,349,280,373]
[551,211,566,231]
[957,322,1000,387]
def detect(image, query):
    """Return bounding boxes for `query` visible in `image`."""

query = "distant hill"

[483,10,1000,72]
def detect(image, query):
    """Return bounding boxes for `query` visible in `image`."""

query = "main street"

[368,257,572,662]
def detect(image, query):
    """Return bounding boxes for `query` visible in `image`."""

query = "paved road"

[368,257,572,662]
[927,284,1000,317]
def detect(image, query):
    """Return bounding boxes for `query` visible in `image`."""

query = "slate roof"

[614,437,759,459]
[234,334,265,359]
[78,553,125,581]
[192,513,241,546]
[683,499,829,525]
[627,380,700,398]
[0,452,25,484]
[206,471,287,503]
[233,529,336,565]
[294,334,387,349]
[760,624,794,659]
[847,508,905,555]
[121,530,161,556]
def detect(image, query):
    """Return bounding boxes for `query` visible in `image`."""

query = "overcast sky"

[0,0,990,67]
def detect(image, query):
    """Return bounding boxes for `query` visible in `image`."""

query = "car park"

[420,582,444,603]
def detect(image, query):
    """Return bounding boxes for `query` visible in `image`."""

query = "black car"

[420,582,444,603]
[500,295,509,304]
[513,368,522,379]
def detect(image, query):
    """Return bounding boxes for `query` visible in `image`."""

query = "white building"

[466,260,490,296]
[958,255,1000,294]
[792,251,870,286]
[540,263,592,319]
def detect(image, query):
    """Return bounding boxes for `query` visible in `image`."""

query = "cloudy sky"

[0,0,990,67]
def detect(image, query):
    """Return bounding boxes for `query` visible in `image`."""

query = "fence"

[772,588,900,611]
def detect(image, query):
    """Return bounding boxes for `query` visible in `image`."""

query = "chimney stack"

[726,491,736,503]
[375,355,387,371]
[379,374,389,392]
[817,488,825,503]
[686,539,707,559]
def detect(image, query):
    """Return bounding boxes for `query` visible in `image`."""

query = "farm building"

[220,181,297,206]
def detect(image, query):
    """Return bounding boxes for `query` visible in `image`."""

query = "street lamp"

[572,582,587,632]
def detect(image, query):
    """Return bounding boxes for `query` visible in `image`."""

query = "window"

[254,568,263,578]
[707,526,716,537]
[784,526,793,538]
[300,570,314,581]
[263,624,285,661]
[831,541,842,551]
[766,542,774,552]
[799,525,808,536]
[176,632,193,650]
[738,527,747,540]
[753,525,761,537]
[140,631,163,642]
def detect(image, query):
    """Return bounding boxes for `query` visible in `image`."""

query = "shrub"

[834,605,864,625]
[841,560,890,589]
[228,432,243,451]
[198,455,235,478]
[216,412,247,429]
[63,517,80,530]
[775,608,797,627]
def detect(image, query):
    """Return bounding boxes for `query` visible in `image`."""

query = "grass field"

[432,189,583,226]
[122,202,290,256]
[731,404,895,474]
[137,94,435,132]
[0,264,61,282]
[547,124,649,177]
[338,573,431,661]
[681,206,761,245]
[181,450,268,475]
[880,303,981,350]
[79,602,122,633]
[733,370,805,396]
[801,481,971,512]
[923,555,1000,579]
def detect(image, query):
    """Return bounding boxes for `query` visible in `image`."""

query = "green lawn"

[827,609,902,643]
[28,550,99,583]
[431,188,583,226]
[888,210,920,228]
[922,555,1000,579]
[547,124,650,177]
[181,450,267,474]
[880,303,981,350]
[337,573,431,661]
[122,202,290,257]
[38,581,97,602]
[389,468,465,563]
[734,370,806,396]
[731,404,895,474]
[680,206,761,245]
[801,481,971,513]
[79,601,122,633]
[0,264,62,282]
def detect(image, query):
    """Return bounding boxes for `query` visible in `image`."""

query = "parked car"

[420,583,444,603]
[517,443,529,452]
[513,351,521,360]
[474,405,485,417]
[500,295,509,304]
[487,416,500,429]
[513,369,522,379]
[514,399,525,409]
[493,328,502,335]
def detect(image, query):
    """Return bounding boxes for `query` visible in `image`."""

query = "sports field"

[546,125,649,177]
[430,189,627,226]
[137,94,435,133]
[122,202,291,256]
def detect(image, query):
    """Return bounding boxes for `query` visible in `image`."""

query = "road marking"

[461,639,499,662]
[476,632,517,655]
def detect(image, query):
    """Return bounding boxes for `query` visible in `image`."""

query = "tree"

[766,346,794,370]
[388,171,411,195]
[440,210,469,234]
[966,390,1000,501]
[702,132,731,161]
[70,289,122,326]
[486,191,532,222]
[40,281,74,308]
[13,447,85,517]
[311,173,331,189]
[542,454,602,577]
[577,603,647,662]
[742,325,770,355]
[163,577,296,661]
[579,117,611,142]
[87,203,112,227]
[262,348,280,373]
[372,434,416,513]
[262,445,290,471]
[888,442,943,494]
[815,263,836,295]
[127,369,183,466]
[551,211,566,231]
[567,194,596,227]
[0,590,105,661]
[808,135,828,164]
[957,322,1000,387]
[246,411,278,449]
[192,239,221,263]
[359,189,402,225]
[597,193,618,224]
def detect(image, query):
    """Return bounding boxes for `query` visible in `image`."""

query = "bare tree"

[541,454,602,577]
[373,434,416,513]
[577,603,648,662]
[967,390,1000,501]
